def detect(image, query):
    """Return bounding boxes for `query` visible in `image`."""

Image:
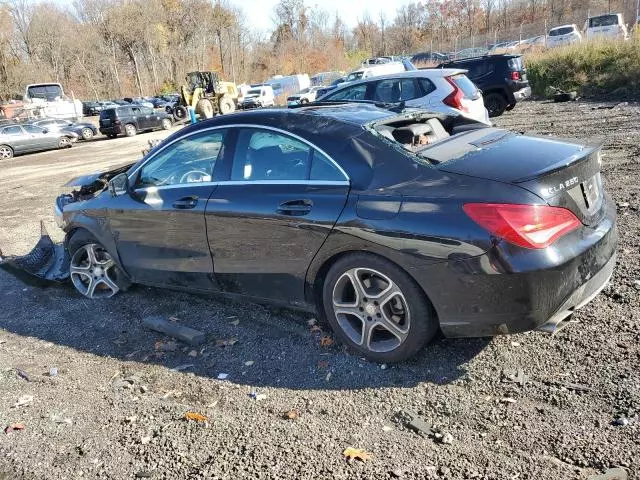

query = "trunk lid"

[429,128,605,225]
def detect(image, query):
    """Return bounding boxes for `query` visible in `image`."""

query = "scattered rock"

[15,368,31,382]
[49,367,58,377]
[217,373,229,380]
[390,468,404,478]
[13,395,34,408]
[143,316,205,346]
[500,397,517,404]
[124,415,138,424]
[139,385,149,394]
[140,435,151,445]
[244,360,254,366]
[613,417,629,427]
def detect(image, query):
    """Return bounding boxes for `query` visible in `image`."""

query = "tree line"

[0,0,635,100]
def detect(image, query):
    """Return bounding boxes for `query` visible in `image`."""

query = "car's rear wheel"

[484,93,508,117]
[0,145,13,159]
[68,231,128,299]
[322,253,438,363]
[161,118,172,130]
[58,137,72,148]
[124,124,137,137]
[81,128,94,141]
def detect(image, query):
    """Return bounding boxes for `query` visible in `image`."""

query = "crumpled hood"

[65,162,135,190]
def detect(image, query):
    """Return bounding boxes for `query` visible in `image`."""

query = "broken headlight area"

[0,222,70,284]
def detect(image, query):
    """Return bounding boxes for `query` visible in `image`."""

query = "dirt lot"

[0,102,638,480]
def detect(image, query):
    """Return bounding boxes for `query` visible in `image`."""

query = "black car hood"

[429,128,590,183]
[64,162,135,191]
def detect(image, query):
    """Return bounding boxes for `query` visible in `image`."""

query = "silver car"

[0,123,77,159]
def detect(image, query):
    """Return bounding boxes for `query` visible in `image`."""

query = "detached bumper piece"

[0,222,70,284]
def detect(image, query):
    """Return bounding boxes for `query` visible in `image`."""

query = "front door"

[109,128,228,289]
[205,127,350,304]
[22,124,56,150]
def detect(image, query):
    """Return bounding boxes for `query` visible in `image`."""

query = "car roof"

[324,69,466,93]
[442,53,521,63]
[550,24,577,30]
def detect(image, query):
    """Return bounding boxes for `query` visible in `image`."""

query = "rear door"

[0,126,28,153]
[369,77,429,107]
[205,126,350,303]
[22,124,56,150]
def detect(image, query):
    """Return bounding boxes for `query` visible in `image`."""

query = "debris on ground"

[400,410,433,436]
[320,336,334,347]
[588,468,629,480]
[187,350,198,357]
[13,395,34,408]
[249,391,267,401]
[49,367,58,377]
[343,447,372,462]
[142,316,205,346]
[217,373,229,380]
[244,360,254,366]
[282,410,299,420]
[434,432,454,444]
[170,364,194,372]
[613,417,629,427]
[4,423,25,434]
[501,368,528,386]
[154,340,178,352]
[15,368,31,382]
[184,412,208,423]
[215,338,238,347]
[499,397,517,404]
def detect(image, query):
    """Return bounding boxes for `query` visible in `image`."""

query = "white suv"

[286,86,325,106]
[317,69,490,125]
[547,24,583,48]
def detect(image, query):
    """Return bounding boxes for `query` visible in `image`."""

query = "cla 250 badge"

[546,176,579,196]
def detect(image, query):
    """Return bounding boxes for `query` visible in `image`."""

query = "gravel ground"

[0,101,638,480]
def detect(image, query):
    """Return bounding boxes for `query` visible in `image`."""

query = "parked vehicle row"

[0,123,76,159]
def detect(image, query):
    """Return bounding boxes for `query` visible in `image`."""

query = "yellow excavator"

[172,71,238,121]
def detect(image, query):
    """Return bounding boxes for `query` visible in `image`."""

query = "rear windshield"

[100,108,117,119]
[589,15,619,27]
[27,84,63,101]
[549,26,575,36]
[450,74,478,98]
[345,71,364,82]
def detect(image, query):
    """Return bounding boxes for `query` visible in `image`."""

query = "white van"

[23,83,83,120]
[343,62,407,85]
[585,13,628,40]
[238,85,275,109]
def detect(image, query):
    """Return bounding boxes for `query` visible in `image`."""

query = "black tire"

[173,105,187,121]
[67,229,131,293]
[0,144,14,159]
[219,96,235,114]
[554,91,578,103]
[300,98,309,104]
[58,137,73,149]
[484,92,508,117]
[322,252,438,363]
[107,134,118,139]
[124,123,137,137]
[505,103,516,111]
[196,99,214,119]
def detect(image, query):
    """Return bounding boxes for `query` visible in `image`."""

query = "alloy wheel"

[125,124,136,136]
[70,243,120,298]
[332,267,410,353]
[59,137,71,148]
[0,146,13,159]
[81,128,93,140]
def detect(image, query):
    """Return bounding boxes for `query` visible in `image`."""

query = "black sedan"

[33,118,99,141]
[50,104,616,362]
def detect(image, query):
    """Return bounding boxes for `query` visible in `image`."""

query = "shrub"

[525,35,640,98]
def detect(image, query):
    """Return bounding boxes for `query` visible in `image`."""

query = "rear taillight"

[443,77,469,113]
[463,203,581,249]
[510,71,521,81]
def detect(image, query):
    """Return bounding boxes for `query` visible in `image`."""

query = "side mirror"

[108,172,131,197]
[42,128,48,134]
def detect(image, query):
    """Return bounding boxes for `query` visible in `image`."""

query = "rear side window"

[373,79,420,102]
[23,125,45,134]
[418,78,436,95]
[310,150,345,181]
[589,15,619,27]
[450,74,478,98]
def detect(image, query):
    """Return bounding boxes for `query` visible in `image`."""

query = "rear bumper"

[512,86,531,102]
[430,199,617,337]
[99,125,122,135]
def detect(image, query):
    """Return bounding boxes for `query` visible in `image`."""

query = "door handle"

[173,196,198,209]
[277,199,313,216]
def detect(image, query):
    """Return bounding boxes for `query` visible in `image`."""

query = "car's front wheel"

[58,137,73,148]
[68,230,129,299]
[322,253,438,363]
[161,118,172,130]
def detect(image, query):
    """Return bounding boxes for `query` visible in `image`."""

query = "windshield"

[345,71,364,82]
[26,84,64,101]
[450,74,478,98]
[247,89,261,95]
[298,88,310,94]
[549,26,575,36]
[589,15,619,27]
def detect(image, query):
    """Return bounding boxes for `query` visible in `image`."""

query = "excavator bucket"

[0,222,70,285]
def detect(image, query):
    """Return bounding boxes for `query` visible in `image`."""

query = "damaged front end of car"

[0,163,135,284]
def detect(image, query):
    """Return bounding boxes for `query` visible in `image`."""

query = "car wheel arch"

[64,224,129,280]
[306,246,441,327]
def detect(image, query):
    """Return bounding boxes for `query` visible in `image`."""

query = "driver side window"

[137,129,226,188]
